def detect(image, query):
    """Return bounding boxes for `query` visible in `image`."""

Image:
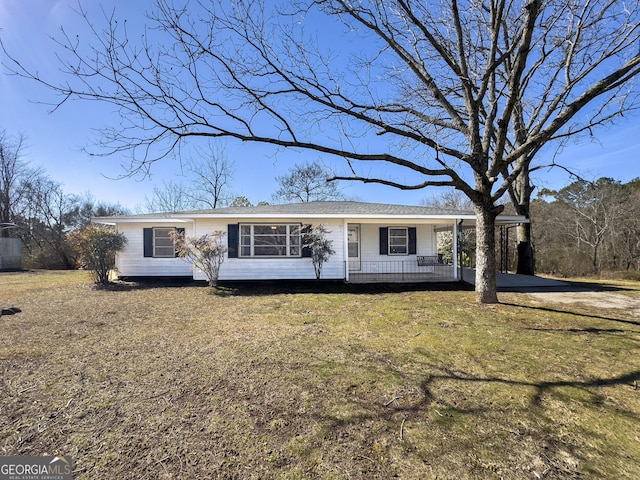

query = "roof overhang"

[93,213,528,225]
[92,217,194,225]
[91,200,529,225]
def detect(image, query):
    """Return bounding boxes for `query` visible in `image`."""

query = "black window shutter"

[379,227,388,255]
[143,228,153,257]
[227,224,239,258]
[174,227,185,257]
[408,227,417,255]
[301,224,312,258]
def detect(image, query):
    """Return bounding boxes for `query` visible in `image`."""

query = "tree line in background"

[425,178,640,279]
[532,177,640,278]
[0,130,127,269]
[2,126,639,279]
[1,129,344,270]
[143,151,344,213]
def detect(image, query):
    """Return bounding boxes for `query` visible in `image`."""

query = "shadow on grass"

[500,301,640,327]
[99,277,203,291]
[497,280,636,294]
[527,326,631,335]
[107,278,475,295]
[424,367,640,411]
[305,357,640,443]
[219,280,475,296]
[560,279,640,293]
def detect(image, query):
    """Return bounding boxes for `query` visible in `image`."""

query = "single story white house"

[93,201,526,283]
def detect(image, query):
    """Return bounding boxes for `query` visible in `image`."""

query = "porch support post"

[453,220,459,280]
[343,219,349,282]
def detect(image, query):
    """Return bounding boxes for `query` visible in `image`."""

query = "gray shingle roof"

[172,201,475,217]
[94,201,527,225]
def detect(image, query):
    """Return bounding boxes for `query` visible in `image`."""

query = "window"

[143,227,184,258]
[239,224,302,257]
[379,227,416,256]
[153,227,177,257]
[388,227,408,255]
[347,224,360,258]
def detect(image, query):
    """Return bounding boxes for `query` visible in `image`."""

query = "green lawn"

[1,270,639,479]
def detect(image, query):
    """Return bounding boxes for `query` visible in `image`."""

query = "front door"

[347,224,360,271]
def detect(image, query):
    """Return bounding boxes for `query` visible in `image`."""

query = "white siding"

[354,223,438,274]
[114,218,444,280]
[193,218,346,281]
[359,223,436,260]
[115,223,193,277]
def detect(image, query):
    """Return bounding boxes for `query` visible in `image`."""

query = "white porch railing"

[346,259,456,283]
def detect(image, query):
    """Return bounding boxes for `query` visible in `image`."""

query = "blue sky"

[1,0,639,211]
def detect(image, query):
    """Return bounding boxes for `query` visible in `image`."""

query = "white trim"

[343,219,349,282]
[93,218,194,224]
[94,213,527,225]
[92,201,529,226]
[453,221,459,281]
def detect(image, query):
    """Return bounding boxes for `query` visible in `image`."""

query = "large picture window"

[239,224,302,257]
[388,227,408,255]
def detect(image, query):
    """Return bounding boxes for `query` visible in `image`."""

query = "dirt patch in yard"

[525,290,640,316]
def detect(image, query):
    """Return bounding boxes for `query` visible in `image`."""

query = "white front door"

[347,224,360,271]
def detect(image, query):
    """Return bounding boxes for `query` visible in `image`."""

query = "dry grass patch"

[1,271,639,479]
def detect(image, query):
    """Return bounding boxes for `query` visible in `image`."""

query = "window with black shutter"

[227,224,239,258]
[380,226,417,256]
[143,227,183,258]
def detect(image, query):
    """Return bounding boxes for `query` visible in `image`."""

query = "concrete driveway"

[463,269,584,292]
[462,269,640,315]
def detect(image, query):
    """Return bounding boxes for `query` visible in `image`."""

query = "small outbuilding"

[0,237,21,271]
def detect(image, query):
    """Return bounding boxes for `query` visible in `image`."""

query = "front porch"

[346,259,457,283]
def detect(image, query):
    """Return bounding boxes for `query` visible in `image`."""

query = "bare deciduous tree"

[538,178,633,273]
[144,142,235,212]
[618,181,640,271]
[16,175,78,268]
[4,0,640,302]
[273,161,344,203]
[65,192,129,231]
[144,179,196,213]
[188,142,235,209]
[0,130,29,237]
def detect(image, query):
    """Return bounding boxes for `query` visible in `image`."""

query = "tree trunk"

[516,222,535,275]
[592,243,600,273]
[474,205,499,304]
[510,169,536,276]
